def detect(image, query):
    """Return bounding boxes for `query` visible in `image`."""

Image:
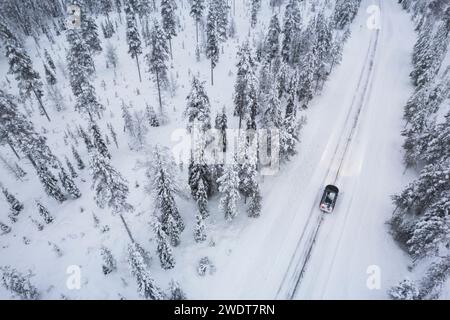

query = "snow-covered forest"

[0,0,449,300]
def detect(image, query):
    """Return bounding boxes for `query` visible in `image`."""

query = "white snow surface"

[0,0,421,300]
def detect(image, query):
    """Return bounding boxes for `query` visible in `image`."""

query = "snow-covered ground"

[0,0,421,300]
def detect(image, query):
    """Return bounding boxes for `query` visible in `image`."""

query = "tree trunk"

[135,55,142,82]
[33,89,51,122]
[6,139,20,160]
[196,21,199,46]
[156,71,163,113]
[120,214,135,243]
[169,38,173,60]
[210,59,214,86]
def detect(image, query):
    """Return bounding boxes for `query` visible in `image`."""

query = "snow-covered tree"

[90,121,111,159]
[71,145,85,170]
[0,266,40,300]
[101,246,117,275]
[2,188,24,223]
[152,218,175,269]
[265,14,281,64]
[282,0,301,63]
[184,76,212,132]
[36,164,66,203]
[128,242,165,299]
[234,42,258,129]
[250,0,262,28]
[217,159,240,221]
[215,107,228,152]
[333,0,361,30]
[146,104,160,127]
[65,156,78,178]
[59,166,82,199]
[146,20,169,112]
[168,279,187,300]
[389,279,420,300]
[125,1,143,82]
[36,200,53,224]
[190,0,205,46]
[206,3,220,85]
[66,27,103,119]
[90,148,133,214]
[161,0,178,58]
[0,21,50,121]
[147,146,185,246]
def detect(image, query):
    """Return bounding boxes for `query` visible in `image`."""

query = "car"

[319,185,339,213]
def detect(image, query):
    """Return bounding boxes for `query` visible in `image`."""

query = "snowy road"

[206,0,416,300]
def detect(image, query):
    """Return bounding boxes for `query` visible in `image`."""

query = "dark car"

[319,185,339,213]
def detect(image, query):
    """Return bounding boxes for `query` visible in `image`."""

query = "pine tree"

[250,0,262,28]
[128,242,165,299]
[43,63,57,86]
[0,21,51,121]
[152,218,175,269]
[389,279,420,300]
[239,138,261,218]
[213,0,229,43]
[184,76,212,132]
[101,246,117,275]
[44,49,56,71]
[215,107,228,152]
[233,42,258,129]
[161,0,178,59]
[206,3,219,85]
[82,14,102,54]
[90,121,111,159]
[261,85,283,129]
[217,159,240,221]
[148,146,185,246]
[194,208,207,242]
[190,0,205,47]
[107,123,119,148]
[59,166,82,199]
[168,279,187,300]
[71,145,85,170]
[2,188,24,223]
[333,0,361,30]
[282,0,301,63]
[125,2,143,82]
[90,148,133,214]
[146,104,160,127]
[0,89,58,168]
[65,156,78,178]
[314,13,333,89]
[66,27,103,119]
[297,51,315,106]
[265,14,281,64]
[146,20,169,112]
[36,200,54,224]
[36,164,67,203]
[0,266,40,300]
[280,95,301,160]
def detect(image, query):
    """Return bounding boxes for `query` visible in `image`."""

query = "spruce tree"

[265,14,281,64]
[65,156,78,178]
[0,267,40,300]
[71,145,85,170]
[90,121,111,159]
[146,20,169,113]
[101,246,117,275]
[250,0,262,28]
[161,0,178,59]
[125,2,143,82]
[36,200,54,224]
[128,242,165,299]
[184,76,212,132]
[90,148,133,214]
[206,3,219,85]
[152,218,175,269]
[59,167,82,199]
[282,0,301,63]
[0,21,50,121]
[215,107,228,152]
[2,188,24,223]
[190,0,205,47]
[148,146,185,246]
[217,159,240,221]
[168,279,187,300]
